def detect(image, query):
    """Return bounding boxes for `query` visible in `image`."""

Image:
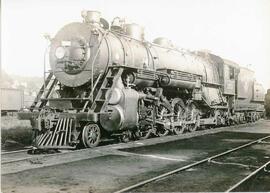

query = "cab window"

[229,66,234,79]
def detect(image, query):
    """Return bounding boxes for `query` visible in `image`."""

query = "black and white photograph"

[1,0,270,192]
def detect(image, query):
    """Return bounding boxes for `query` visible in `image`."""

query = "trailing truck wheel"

[82,124,101,148]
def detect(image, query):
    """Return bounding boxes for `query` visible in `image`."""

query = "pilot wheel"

[82,124,101,148]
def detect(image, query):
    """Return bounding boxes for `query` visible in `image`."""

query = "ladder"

[90,67,124,113]
[81,73,103,112]
[30,72,58,111]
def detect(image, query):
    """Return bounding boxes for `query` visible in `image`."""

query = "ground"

[1,120,270,193]
[1,115,32,150]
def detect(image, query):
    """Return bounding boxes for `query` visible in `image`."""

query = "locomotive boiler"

[18,11,265,150]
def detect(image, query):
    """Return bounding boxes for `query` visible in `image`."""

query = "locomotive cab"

[222,59,239,96]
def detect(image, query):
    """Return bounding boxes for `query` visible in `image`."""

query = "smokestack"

[81,10,101,25]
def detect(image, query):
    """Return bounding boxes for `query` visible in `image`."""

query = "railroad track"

[1,148,76,165]
[1,122,262,175]
[1,123,250,165]
[1,149,32,164]
[1,148,31,155]
[1,140,115,165]
[113,135,270,193]
[225,160,270,192]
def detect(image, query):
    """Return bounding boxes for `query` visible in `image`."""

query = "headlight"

[55,46,66,59]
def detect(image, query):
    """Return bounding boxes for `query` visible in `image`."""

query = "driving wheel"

[186,102,200,132]
[156,103,171,137]
[172,98,186,135]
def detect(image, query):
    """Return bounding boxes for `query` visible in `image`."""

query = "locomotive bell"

[111,17,125,32]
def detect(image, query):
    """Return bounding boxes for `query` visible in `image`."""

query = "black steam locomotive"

[18,11,265,149]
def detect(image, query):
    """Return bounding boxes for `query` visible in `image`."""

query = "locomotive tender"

[18,11,265,149]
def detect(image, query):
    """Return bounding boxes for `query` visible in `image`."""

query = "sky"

[2,0,270,90]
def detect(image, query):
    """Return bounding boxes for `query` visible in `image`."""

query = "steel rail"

[0,122,261,165]
[113,135,270,193]
[2,138,115,165]
[1,148,32,155]
[225,160,270,192]
[1,149,73,165]
[2,157,37,164]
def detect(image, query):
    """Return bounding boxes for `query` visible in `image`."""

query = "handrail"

[90,30,109,102]
[82,73,102,112]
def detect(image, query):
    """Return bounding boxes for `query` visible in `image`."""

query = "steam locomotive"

[18,11,265,149]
